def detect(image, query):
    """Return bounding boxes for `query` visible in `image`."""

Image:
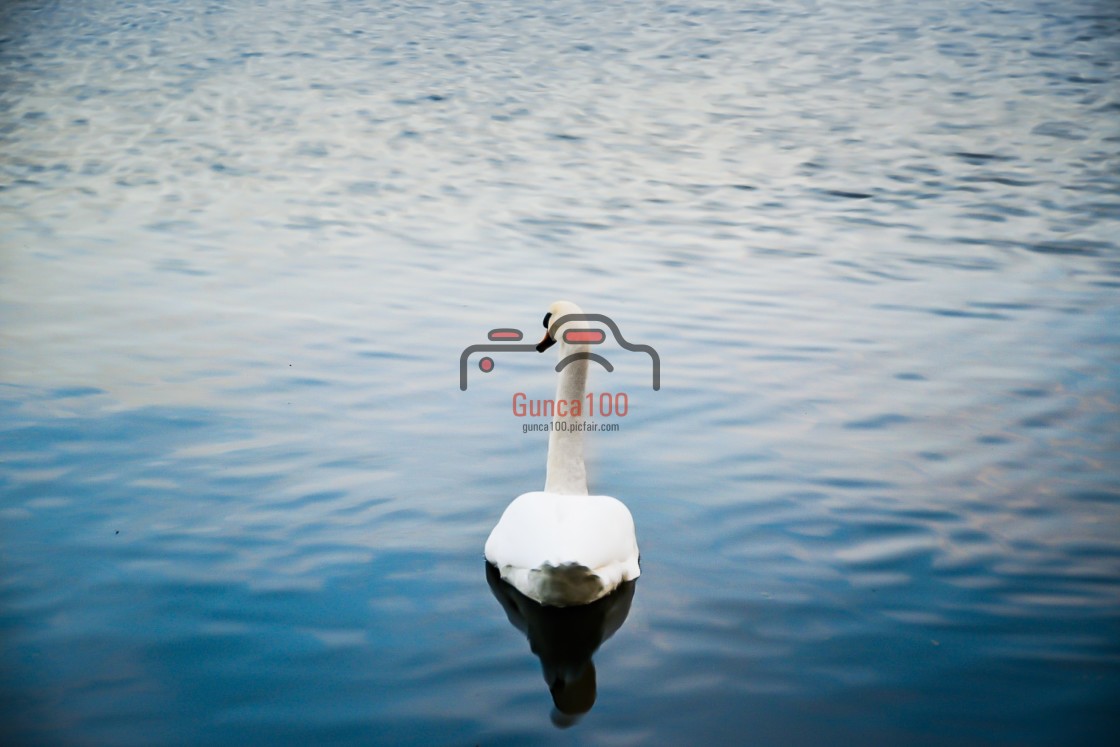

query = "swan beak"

[536,332,557,352]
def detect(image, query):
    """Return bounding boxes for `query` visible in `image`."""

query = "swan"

[484,301,640,607]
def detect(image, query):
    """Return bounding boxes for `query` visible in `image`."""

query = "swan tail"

[526,563,606,607]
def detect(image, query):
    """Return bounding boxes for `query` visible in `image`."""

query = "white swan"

[485,301,640,607]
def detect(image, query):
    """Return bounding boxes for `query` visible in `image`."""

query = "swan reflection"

[485,561,637,727]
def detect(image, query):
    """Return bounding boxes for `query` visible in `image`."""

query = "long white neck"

[545,342,589,495]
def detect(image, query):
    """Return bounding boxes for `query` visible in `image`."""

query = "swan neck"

[545,345,589,495]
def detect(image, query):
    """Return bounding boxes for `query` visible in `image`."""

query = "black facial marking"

[542,312,552,329]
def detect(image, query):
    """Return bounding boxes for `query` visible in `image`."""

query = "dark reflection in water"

[485,562,636,727]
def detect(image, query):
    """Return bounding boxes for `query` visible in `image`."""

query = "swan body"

[485,491,640,607]
[485,301,641,607]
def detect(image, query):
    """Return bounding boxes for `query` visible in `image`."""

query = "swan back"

[485,491,640,606]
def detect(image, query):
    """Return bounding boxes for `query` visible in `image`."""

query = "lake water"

[2,0,1119,744]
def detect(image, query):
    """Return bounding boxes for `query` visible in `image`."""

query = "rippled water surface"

[3,0,1120,744]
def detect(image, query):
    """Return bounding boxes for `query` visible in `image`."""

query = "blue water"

[2,0,1119,744]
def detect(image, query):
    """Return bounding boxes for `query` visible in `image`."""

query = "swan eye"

[542,312,552,329]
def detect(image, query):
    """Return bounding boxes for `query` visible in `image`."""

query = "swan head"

[536,300,586,353]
